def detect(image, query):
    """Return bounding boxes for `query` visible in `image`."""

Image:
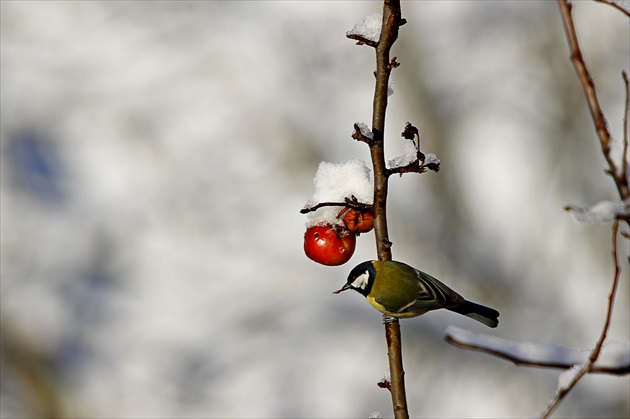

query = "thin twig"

[300,196,372,214]
[386,158,440,177]
[557,0,629,200]
[540,221,622,418]
[387,56,401,71]
[594,0,630,17]
[346,33,378,48]
[386,160,424,177]
[352,123,375,146]
[622,71,629,190]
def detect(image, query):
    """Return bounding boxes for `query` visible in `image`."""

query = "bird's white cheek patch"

[352,271,370,290]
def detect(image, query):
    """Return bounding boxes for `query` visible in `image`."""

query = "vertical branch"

[384,316,407,419]
[540,3,630,417]
[622,71,629,188]
[371,0,400,262]
[540,221,622,418]
[557,0,629,200]
[370,1,408,418]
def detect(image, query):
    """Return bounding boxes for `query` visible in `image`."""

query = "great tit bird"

[334,260,499,328]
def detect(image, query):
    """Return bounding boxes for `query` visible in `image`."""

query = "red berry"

[304,225,356,266]
[341,208,374,234]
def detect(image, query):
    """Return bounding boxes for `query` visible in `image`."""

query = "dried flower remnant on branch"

[386,123,440,176]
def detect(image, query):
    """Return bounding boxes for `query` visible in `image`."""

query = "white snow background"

[1,2,628,418]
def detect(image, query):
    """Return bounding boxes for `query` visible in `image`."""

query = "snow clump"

[564,200,629,223]
[387,141,418,169]
[346,13,382,43]
[306,159,373,227]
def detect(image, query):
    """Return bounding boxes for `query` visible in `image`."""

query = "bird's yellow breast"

[366,295,424,318]
[367,261,425,318]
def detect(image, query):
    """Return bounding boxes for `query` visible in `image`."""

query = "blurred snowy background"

[1,1,628,418]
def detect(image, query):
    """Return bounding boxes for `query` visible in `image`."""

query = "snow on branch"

[346,13,383,47]
[301,160,374,227]
[564,200,630,223]
[444,326,630,375]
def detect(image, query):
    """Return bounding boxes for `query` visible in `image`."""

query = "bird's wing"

[404,270,465,313]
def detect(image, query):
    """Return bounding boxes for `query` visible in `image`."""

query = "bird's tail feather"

[448,301,499,328]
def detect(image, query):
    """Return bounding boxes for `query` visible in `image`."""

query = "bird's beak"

[333,283,351,294]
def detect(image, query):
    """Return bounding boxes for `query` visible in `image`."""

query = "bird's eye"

[352,271,370,290]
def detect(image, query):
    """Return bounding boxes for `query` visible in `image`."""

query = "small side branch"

[386,157,440,177]
[300,196,372,214]
[594,0,630,17]
[346,33,378,48]
[352,123,375,146]
[388,57,400,71]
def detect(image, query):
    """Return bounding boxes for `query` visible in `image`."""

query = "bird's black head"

[333,260,376,297]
